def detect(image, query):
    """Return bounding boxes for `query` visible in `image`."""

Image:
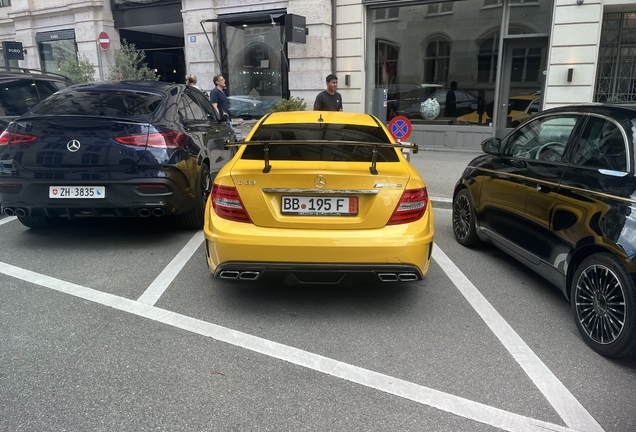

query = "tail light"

[114,131,187,149]
[387,187,428,225]
[0,131,37,146]
[212,184,252,223]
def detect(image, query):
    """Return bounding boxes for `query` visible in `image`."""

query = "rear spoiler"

[225,140,418,175]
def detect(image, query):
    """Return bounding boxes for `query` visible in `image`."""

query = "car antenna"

[318,114,324,122]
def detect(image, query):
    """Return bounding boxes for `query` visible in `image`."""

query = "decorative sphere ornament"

[421,98,440,120]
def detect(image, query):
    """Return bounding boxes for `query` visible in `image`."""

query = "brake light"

[211,184,252,223]
[114,131,187,149]
[0,131,37,146]
[387,187,428,225]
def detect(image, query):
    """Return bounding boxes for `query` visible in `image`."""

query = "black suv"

[0,67,72,130]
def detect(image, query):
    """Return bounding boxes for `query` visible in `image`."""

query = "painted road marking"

[0,242,604,431]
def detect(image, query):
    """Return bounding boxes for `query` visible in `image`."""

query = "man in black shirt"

[314,74,343,111]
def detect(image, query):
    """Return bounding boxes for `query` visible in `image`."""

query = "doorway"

[495,36,548,137]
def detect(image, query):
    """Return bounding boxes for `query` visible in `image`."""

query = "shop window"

[478,36,498,83]
[427,3,453,16]
[511,47,542,82]
[0,0,11,7]
[423,37,451,83]
[484,0,538,6]
[38,39,76,75]
[375,39,399,89]
[374,8,399,21]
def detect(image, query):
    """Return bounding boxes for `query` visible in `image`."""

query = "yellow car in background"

[204,111,434,285]
[456,94,541,127]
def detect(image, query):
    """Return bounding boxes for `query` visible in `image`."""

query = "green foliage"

[107,40,159,81]
[58,53,95,84]
[267,96,307,113]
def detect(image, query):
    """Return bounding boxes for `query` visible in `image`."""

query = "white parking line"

[137,230,204,305]
[433,246,603,432]
[0,258,602,432]
[0,216,16,225]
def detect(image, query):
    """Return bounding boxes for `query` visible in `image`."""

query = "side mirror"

[481,137,501,155]
[219,110,229,122]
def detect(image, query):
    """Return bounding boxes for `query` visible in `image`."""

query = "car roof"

[60,80,180,95]
[0,67,71,82]
[261,111,383,127]
[541,102,636,117]
[510,94,540,101]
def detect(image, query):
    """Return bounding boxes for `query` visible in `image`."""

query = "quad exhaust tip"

[4,208,25,217]
[377,273,419,282]
[218,270,261,280]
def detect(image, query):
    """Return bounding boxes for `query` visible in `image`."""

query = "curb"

[430,196,452,210]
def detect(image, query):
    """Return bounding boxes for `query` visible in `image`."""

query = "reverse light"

[114,131,187,149]
[387,187,428,225]
[0,131,37,146]
[211,184,252,223]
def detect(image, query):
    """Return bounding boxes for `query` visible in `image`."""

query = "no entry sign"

[99,32,110,50]
[388,116,412,141]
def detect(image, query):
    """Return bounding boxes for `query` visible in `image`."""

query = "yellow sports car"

[203,111,434,285]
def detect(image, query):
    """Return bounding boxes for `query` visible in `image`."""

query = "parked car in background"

[0,81,236,229]
[452,103,636,357]
[228,96,277,120]
[456,94,541,127]
[388,84,443,119]
[396,87,478,119]
[204,111,433,285]
[0,67,72,131]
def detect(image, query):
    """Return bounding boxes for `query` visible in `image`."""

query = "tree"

[267,96,307,113]
[107,40,158,81]
[58,53,96,84]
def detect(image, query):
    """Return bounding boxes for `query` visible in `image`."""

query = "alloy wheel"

[574,264,626,345]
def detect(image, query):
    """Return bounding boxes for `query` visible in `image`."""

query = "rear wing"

[225,139,418,175]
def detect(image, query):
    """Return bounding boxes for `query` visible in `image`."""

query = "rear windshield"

[31,90,163,117]
[244,123,399,162]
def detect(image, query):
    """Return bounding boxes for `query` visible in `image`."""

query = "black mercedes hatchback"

[0,80,236,229]
[452,103,636,357]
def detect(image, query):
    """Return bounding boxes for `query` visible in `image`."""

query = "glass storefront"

[216,12,289,118]
[365,0,552,133]
[36,30,77,75]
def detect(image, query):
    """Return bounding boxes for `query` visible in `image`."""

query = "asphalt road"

[1,150,635,432]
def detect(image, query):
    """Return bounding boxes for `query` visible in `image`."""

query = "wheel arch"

[566,243,627,299]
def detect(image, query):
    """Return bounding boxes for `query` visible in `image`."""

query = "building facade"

[0,0,634,149]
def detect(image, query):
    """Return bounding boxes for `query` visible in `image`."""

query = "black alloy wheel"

[176,163,211,230]
[452,188,479,247]
[572,253,636,357]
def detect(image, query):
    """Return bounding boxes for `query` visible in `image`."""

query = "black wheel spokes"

[453,196,470,239]
[576,265,626,344]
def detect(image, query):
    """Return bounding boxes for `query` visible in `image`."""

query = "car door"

[477,114,582,266]
[547,114,636,286]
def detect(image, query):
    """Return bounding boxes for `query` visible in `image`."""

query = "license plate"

[49,186,106,199]
[281,196,358,215]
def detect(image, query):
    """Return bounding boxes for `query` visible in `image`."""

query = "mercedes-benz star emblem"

[314,175,326,189]
[67,140,81,152]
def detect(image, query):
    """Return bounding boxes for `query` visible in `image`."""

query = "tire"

[452,188,480,247]
[176,163,211,230]
[17,214,61,229]
[571,253,636,357]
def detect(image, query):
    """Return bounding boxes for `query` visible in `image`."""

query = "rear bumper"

[0,178,195,218]
[204,202,435,283]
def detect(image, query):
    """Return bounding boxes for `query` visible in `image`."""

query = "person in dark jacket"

[313,74,343,111]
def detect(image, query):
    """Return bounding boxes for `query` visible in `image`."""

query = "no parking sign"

[388,116,412,141]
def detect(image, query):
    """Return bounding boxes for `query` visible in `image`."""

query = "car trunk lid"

[6,117,152,171]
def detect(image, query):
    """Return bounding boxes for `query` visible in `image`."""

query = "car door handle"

[536,184,551,193]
